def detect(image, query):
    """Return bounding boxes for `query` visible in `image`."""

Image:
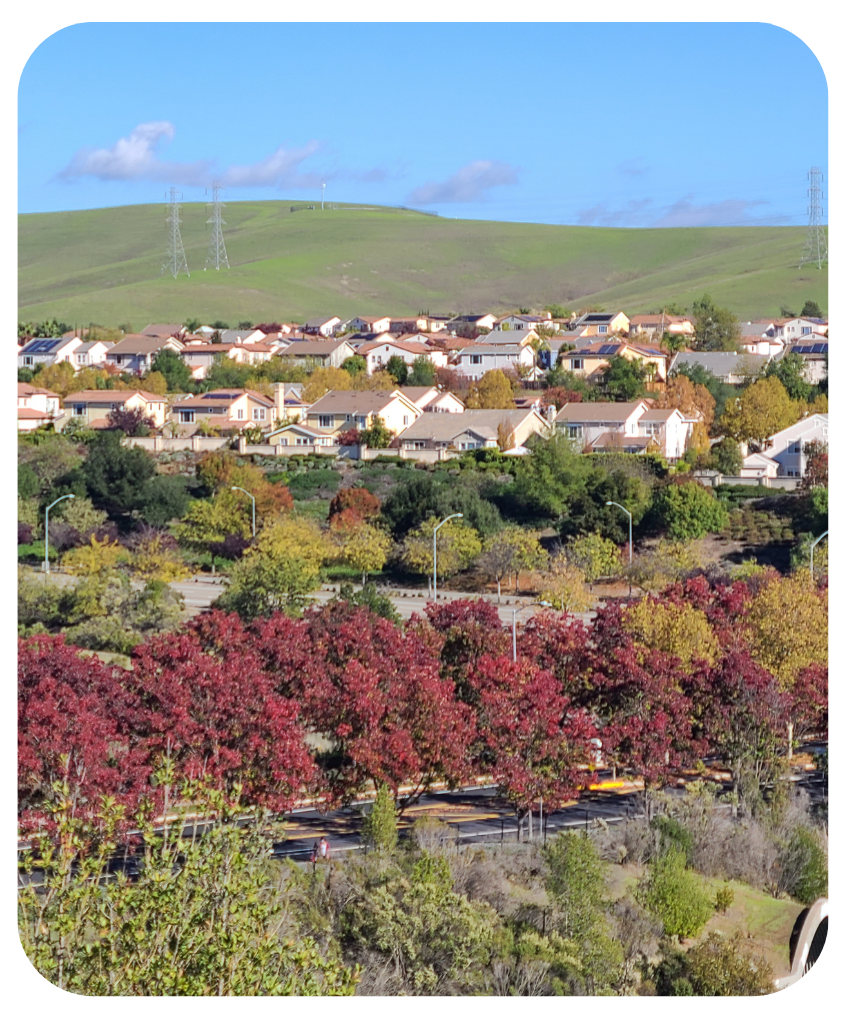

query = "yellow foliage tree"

[623,599,718,667]
[476,370,515,409]
[745,572,828,687]
[686,421,711,459]
[141,371,168,395]
[401,518,482,581]
[35,362,77,398]
[63,536,131,576]
[243,516,332,585]
[73,367,111,391]
[302,367,352,403]
[719,376,803,445]
[656,375,715,431]
[538,556,592,612]
[131,532,191,582]
[330,520,392,584]
[174,491,253,550]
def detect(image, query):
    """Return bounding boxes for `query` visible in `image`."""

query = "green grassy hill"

[19,201,827,327]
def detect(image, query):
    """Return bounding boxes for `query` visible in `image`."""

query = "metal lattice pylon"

[161,187,190,278]
[799,167,828,269]
[205,181,230,270]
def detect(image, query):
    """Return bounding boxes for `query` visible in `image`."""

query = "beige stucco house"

[305,389,422,437]
[61,389,169,430]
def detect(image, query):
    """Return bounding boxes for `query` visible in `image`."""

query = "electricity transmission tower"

[799,167,828,269]
[205,181,230,270]
[161,187,189,278]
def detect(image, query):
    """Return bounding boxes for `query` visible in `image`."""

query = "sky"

[18,22,828,226]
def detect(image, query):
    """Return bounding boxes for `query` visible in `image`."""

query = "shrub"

[778,826,828,904]
[650,816,694,865]
[361,784,398,853]
[636,847,713,939]
[714,886,734,913]
[653,482,729,541]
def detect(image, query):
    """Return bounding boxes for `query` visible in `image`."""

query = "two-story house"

[302,316,342,337]
[274,339,356,369]
[670,351,770,385]
[17,382,63,431]
[492,313,555,333]
[60,389,169,430]
[561,341,668,381]
[398,386,466,414]
[305,389,422,438]
[170,389,276,431]
[570,311,630,337]
[105,335,185,375]
[741,413,828,480]
[72,341,114,369]
[356,339,448,374]
[453,343,536,380]
[345,315,392,335]
[627,314,695,340]
[180,339,276,380]
[553,400,651,451]
[447,313,498,333]
[18,335,83,370]
[789,339,828,385]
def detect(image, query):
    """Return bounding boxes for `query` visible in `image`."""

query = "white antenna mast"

[321,179,326,210]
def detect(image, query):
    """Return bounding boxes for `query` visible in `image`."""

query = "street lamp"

[433,513,463,600]
[231,486,256,538]
[512,600,551,662]
[44,494,75,574]
[810,530,828,581]
[605,501,633,564]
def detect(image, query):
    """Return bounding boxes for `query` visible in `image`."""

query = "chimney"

[546,404,557,423]
[273,382,286,424]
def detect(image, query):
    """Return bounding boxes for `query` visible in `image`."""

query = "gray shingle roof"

[400,408,540,443]
[671,352,769,378]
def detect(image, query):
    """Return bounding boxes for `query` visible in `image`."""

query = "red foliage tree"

[18,636,154,829]
[107,405,155,436]
[251,601,474,806]
[127,612,314,812]
[419,598,510,701]
[467,654,596,826]
[517,611,593,706]
[336,428,361,447]
[788,662,827,743]
[542,386,583,408]
[328,486,381,525]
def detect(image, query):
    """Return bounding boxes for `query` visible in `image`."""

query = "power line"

[204,181,230,271]
[798,167,828,269]
[161,187,189,279]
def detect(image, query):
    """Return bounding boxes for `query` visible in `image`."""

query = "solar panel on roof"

[28,339,61,354]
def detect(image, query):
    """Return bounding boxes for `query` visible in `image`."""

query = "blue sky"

[18,22,828,226]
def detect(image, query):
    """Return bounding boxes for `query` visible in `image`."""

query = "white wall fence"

[694,472,800,491]
[123,435,458,463]
[125,436,231,453]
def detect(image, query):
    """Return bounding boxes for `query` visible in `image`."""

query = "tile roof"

[399,408,542,443]
[18,407,52,419]
[63,389,167,403]
[18,382,59,397]
[142,324,185,337]
[108,335,184,354]
[307,390,408,414]
[276,340,352,356]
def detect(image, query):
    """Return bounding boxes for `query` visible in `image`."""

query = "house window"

[345,414,352,422]
[23,356,33,366]
[598,326,608,334]
[570,358,584,370]
[73,404,85,416]
[318,415,333,428]
[567,425,583,439]
[179,410,194,423]
[403,416,409,425]
[253,408,266,421]
[237,409,244,420]
[802,326,811,334]
[470,355,482,365]
[355,416,366,426]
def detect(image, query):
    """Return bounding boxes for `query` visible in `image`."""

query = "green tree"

[777,826,828,904]
[652,934,773,995]
[544,832,608,942]
[478,527,546,601]
[800,300,823,318]
[511,432,594,522]
[139,474,191,527]
[472,370,515,409]
[544,303,571,319]
[358,414,394,449]
[762,352,814,402]
[330,519,392,584]
[152,347,193,392]
[401,518,482,581]
[636,847,713,939]
[720,376,802,445]
[407,356,437,387]
[18,790,358,995]
[341,354,367,376]
[709,438,743,474]
[673,363,735,420]
[81,430,156,518]
[175,490,253,550]
[653,482,729,540]
[361,784,399,853]
[691,294,741,352]
[565,531,622,586]
[600,356,648,401]
[183,317,202,333]
[381,472,503,538]
[385,355,409,385]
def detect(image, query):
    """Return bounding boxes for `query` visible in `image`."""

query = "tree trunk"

[497,578,502,603]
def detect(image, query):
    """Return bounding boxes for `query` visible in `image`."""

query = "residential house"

[570,311,630,337]
[267,422,336,448]
[302,316,342,337]
[774,318,828,341]
[627,313,695,339]
[482,330,538,346]
[356,338,448,374]
[493,313,554,333]
[561,341,668,382]
[17,382,62,431]
[345,315,392,335]
[305,390,422,438]
[60,389,169,430]
[738,323,785,358]
[216,329,266,345]
[398,386,465,414]
[105,334,184,375]
[447,313,498,333]
[141,324,187,338]
[399,408,550,453]
[180,339,276,380]
[553,400,650,451]
[72,341,114,369]
[669,351,769,384]
[789,339,828,385]
[634,407,692,460]
[453,343,536,380]
[274,339,356,369]
[390,316,430,334]
[741,413,828,479]
[739,452,780,480]
[170,389,277,431]
[422,314,452,332]
[18,336,82,370]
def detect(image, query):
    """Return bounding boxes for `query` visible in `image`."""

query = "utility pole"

[799,167,828,269]
[161,187,189,278]
[321,179,326,210]
[205,181,230,271]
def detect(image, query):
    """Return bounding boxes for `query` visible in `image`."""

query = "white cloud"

[577,194,786,228]
[407,160,519,205]
[221,141,322,189]
[58,121,210,186]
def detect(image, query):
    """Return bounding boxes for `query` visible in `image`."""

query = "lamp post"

[605,501,632,564]
[433,513,463,600]
[44,494,75,574]
[810,529,828,581]
[231,486,256,538]
[511,600,551,662]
